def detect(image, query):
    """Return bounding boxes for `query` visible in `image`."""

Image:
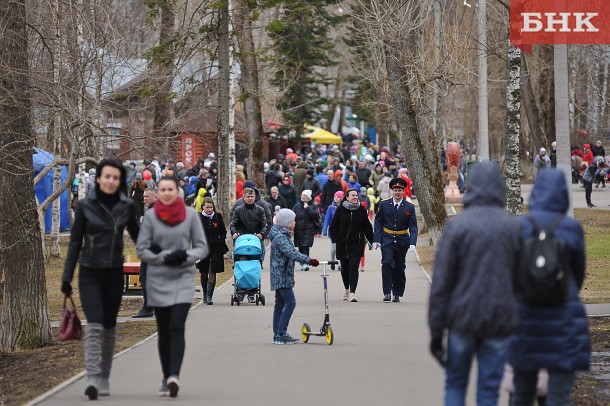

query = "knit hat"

[334,191,344,199]
[135,173,142,180]
[301,190,312,200]
[243,180,256,189]
[276,208,296,229]
[313,195,321,203]
[360,187,367,193]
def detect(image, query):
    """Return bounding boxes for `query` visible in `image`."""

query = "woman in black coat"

[197,197,228,305]
[329,188,374,302]
[293,189,320,271]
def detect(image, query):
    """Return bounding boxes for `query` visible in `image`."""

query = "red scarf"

[154,197,186,226]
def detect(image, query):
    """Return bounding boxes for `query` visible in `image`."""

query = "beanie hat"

[135,173,142,180]
[301,189,312,200]
[334,191,344,199]
[313,195,321,203]
[360,187,367,193]
[584,143,590,149]
[243,180,256,189]
[276,208,296,229]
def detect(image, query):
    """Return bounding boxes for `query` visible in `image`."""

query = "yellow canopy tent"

[303,125,343,144]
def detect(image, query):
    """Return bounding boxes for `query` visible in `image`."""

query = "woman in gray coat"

[137,176,208,398]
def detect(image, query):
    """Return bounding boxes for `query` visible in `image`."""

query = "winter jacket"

[317,173,329,190]
[265,170,283,193]
[347,180,361,191]
[369,170,384,191]
[230,202,268,237]
[428,162,521,339]
[509,169,590,372]
[231,193,273,237]
[136,206,208,307]
[355,167,372,187]
[377,176,392,200]
[278,183,297,209]
[591,144,605,158]
[292,200,320,248]
[302,177,322,199]
[321,180,343,210]
[328,201,374,260]
[322,202,338,236]
[265,194,286,209]
[63,191,139,284]
[366,188,380,212]
[293,164,309,196]
[268,225,310,291]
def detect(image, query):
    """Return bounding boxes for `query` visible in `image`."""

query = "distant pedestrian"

[293,190,320,271]
[322,191,344,271]
[533,148,551,178]
[509,169,590,406]
[269,209,319,344]
[329,188,374,302]
[428,162,521,406]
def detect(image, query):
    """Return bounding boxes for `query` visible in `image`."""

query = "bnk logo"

[510,0,610,49]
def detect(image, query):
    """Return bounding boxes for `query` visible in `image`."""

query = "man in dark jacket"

[230,188,268,239]
[302,170,321,199]
[355,160,372,187]
[265,163,284,194]
[320,172,344,212]
[427,162,520,406]
[231,181,273,238]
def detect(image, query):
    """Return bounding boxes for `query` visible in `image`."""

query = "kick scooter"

[301,260,337,345]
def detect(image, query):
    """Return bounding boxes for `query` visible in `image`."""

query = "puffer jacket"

[292,200,320,248]
[509,169,590,372]
[230,202,268,236]
[428,162,521,339]
[329,201,374,260]
[63,191,139,283]
[268,225,310,290]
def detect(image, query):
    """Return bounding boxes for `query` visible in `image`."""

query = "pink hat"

[334,191,344,199]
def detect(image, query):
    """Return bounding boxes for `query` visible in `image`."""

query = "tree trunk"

[384,40,447,245]
[152,0,175,157]
[505,43,522,215]
[586,61,601,137]
[521,54,547,151]
[0,0,52,352]
[235,0,265,190]
[217,2,236,253]
[537,45,555,145]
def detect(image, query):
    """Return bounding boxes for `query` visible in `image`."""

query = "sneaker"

[392,295,400,302]
[273,333,280,344]
[303,265,309,272]
[132,309,154,318]
[349,293,358,302]
[330,263,335,270]
[85,384,98,400]
[342,289,349,300]
[383,294,391,302]
[167,376,179,398]
[360,268,365,272]
[276,334,299,345]
[158,379,170,397]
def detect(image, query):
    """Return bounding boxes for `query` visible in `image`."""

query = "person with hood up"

[268,209,319,344]
[322,191,344,271]
[427,162,521,406]
[278,175,297,209]
[508,169,590,405]
[366,187,380,220]
[533,148,551,177]
[329,188,374,302]
[194,187,207,213]
[293,190,321,271]
[582,143,594,165]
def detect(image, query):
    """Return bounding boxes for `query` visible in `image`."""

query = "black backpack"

[515,214,571,306]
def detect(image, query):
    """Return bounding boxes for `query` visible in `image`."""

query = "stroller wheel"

[236,298,241,306]
[260,296,265,306]
[230,296,234,306]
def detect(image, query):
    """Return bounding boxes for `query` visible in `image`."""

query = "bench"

[123,262,141,293]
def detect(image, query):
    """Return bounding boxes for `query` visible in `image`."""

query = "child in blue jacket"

[322,191,344,270]
[268,209,319,344]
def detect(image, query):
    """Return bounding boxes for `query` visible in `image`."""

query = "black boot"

[206,281,215,305]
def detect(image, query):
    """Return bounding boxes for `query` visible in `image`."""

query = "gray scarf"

[342,200,360,211]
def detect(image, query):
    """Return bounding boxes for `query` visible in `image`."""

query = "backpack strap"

[525,213,564,237]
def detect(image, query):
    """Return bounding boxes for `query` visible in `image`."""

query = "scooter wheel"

[325,326,334,345]
[301,323,311,343]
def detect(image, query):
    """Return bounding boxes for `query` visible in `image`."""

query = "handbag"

[59,295,83,341]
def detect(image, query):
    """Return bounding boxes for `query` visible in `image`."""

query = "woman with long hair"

[196,196,228,305]
[136,176,208,398]
[61,159,139,400]
[329,188,374,302]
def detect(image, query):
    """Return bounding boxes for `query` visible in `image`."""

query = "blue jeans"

[445,331,509,406]
[273,288,296,335]
[511,368,574,406]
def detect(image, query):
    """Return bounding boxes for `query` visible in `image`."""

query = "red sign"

[181,134,203,166]
[510,0,610,52]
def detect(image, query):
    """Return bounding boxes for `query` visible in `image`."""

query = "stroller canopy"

[233,234,263,257]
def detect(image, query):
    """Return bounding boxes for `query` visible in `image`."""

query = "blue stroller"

[231,234,265,306]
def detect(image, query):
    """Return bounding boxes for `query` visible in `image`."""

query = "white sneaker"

[342,289,349,300]
[349,293,358,302]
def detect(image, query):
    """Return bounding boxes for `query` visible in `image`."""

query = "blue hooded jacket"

[508,169,590,372]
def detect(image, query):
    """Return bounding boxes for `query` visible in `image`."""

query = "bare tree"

[0,0,52,352]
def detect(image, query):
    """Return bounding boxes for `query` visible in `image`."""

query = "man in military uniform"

[373,178,418,302]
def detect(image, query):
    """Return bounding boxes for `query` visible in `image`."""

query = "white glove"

[373,242,381,249]
[409,245,416,252]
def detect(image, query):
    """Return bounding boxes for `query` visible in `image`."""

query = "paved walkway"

[521,182,610,210]
[33,237,457,405]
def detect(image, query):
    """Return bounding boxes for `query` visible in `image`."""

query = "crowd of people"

[61,137,592,404]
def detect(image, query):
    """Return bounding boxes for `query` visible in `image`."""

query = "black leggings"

[584,180,593,205]
[78,266,124,328]
[154,303,190,379]
[340,257,361,293]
